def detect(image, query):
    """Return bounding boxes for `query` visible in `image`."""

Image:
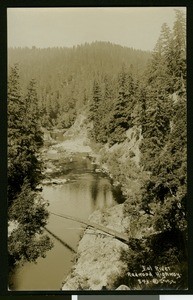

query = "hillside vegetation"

[8,41,150,129]
[8,9,187,289]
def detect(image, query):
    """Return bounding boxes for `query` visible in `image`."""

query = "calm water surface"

[11,155,123,290]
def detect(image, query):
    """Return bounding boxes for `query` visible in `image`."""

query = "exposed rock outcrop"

[61,204,130,290]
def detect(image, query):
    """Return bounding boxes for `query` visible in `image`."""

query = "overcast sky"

[7,7,186,51]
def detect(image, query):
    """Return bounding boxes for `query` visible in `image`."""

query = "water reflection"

[90,176,99,206]
[44,227,77,254]
[10,156,124,290]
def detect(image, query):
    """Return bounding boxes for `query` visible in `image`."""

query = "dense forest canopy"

[8,9,187,289]
[8,42,151,129]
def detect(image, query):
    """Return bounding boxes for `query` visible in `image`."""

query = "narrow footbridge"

[49,211,130,244]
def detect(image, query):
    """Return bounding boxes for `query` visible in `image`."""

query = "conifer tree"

[23,79,44,188]
[166,10,186,92]
[8,65,52,268]
[8,65,26,204]
[147,23,172,92]
[109,67,135,144]
[89,80,103,141]
[140,10,187,236]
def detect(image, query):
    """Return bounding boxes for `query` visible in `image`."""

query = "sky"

[7,7,186,51]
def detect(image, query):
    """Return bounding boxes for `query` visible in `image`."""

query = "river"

[10,152,124,291]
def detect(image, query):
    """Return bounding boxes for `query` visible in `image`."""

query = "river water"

[10,153,124,291]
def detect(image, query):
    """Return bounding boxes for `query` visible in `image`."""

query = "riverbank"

[42,121,146,290]
[40,128,130,290]
[61,204,130,290]
[41,116,158,291]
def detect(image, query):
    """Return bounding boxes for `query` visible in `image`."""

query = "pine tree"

[8,65,26,204]
[147,23,172,92]
[96,75,116,143]
[8,72,44,204]
[166,9,186,92]
[88,80,103,141]
[23,79,44,188]
[140,10,187,234]
[109,67,135,144]
[8,66,53,268]
[8,64,25,132]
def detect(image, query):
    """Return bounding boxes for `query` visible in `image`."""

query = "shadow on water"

[44,227,76,254]
[90,177,99,207]
[103,184,109,206]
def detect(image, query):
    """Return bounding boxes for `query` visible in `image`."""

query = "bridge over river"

[49,211,131,244]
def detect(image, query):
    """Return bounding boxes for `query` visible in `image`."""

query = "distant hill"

[8,41,151,92]
[8,42,151,128]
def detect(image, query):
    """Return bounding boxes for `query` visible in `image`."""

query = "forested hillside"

[8,42,150,129]
[8,9,187,289]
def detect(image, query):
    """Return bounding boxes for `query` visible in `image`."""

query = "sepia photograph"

[7,6,187,292]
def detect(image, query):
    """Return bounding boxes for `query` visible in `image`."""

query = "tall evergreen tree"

[109,67,135,144]
[8,65,26,204]
[140,9,187,243]
[146,23,172,92]
[88,80,103,141]
[8,65,52,269]
[166,10,186,92]
[23,79,44,188]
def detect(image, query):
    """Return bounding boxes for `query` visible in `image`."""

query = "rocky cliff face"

[61,204,130,290]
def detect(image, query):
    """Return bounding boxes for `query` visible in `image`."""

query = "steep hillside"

[8,42,151,129]
[8,9,187,290]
